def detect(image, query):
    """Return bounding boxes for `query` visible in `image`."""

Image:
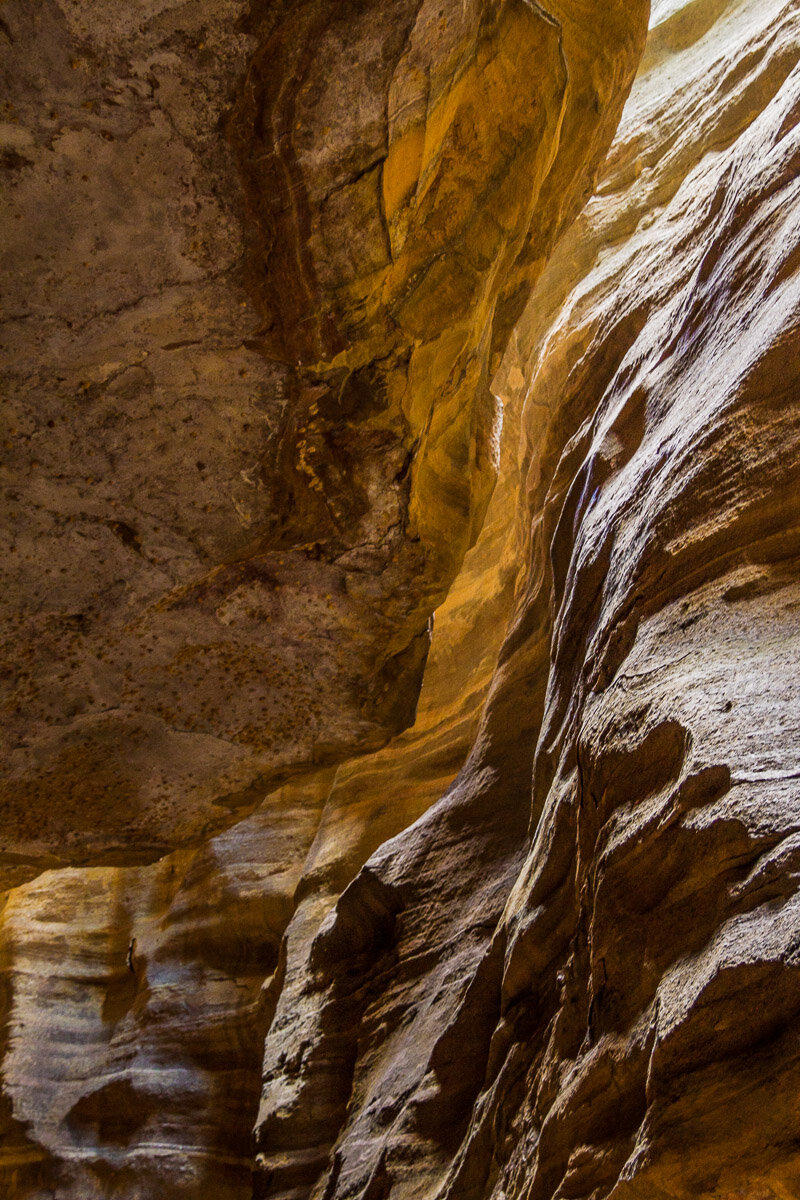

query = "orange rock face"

[3,1,800,1198]
[0,0,642,872]
[252,2,800,1197]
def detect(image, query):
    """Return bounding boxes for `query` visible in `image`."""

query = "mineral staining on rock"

[0,0,640,873]
[3,0,800,1198]
[252,1,800,1197]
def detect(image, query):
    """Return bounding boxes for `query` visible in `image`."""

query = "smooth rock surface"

[251,1,800,1197]
[3,1,800,1199]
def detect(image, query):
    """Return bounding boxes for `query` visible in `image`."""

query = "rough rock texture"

[251,2,800,1198]
[0,395,522,1200]
[3,0,800,1198]
[0,0,647,1191]
[0,0,640,873]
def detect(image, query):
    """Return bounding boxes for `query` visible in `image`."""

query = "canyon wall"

[2,0,800,1198]
[0,0,643,872]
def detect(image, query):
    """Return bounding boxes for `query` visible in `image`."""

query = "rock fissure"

[3,0,800,1197]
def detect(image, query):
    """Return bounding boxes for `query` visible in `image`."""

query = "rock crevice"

[3,1,800,1198]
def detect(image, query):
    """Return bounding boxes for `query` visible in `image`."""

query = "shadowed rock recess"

[1,0,799,1196]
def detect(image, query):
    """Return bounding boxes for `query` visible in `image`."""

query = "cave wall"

[2,0,800,1198]
[252,2,800,1197]
[0,0,643,875]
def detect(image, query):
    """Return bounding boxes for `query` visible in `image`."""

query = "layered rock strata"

[0,0,647,1192]
[253,2,800,1198]
[2,1,800,1199]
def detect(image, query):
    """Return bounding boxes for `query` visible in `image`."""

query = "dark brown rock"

[4,2,800,1200]
[3,0,627,870]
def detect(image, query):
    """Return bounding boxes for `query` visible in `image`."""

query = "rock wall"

[252,1,800,1197]
[2,0,800,1198]
[0,0,642,874]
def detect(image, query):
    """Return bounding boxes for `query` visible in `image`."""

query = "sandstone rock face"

[0,0,647,1191]
[2,0,800,1198]
[0,0,640,873]
[0,772,335,1197]
[251,2,800,1198]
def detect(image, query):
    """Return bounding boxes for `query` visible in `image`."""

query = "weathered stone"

[2,0,632,869]
[251,1,800,1198]
[3,1,800,1198]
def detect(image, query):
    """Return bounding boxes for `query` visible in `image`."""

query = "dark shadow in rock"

[63,1077,157,1147]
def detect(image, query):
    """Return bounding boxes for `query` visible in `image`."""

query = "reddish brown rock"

[0,0,641,873]
[4,1,800,1199]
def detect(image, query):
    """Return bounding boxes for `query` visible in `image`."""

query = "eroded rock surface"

[252,2,800,1198]
[1,0,647,1191]
[1,0,637,871]
[3,0,800,1199]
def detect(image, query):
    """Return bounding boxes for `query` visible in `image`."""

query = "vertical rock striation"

[3,1,800,1199]
[251,2,800,1198]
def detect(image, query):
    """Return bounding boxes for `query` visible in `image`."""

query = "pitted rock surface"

[2,0,639,870]
[3,2,800,1199]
